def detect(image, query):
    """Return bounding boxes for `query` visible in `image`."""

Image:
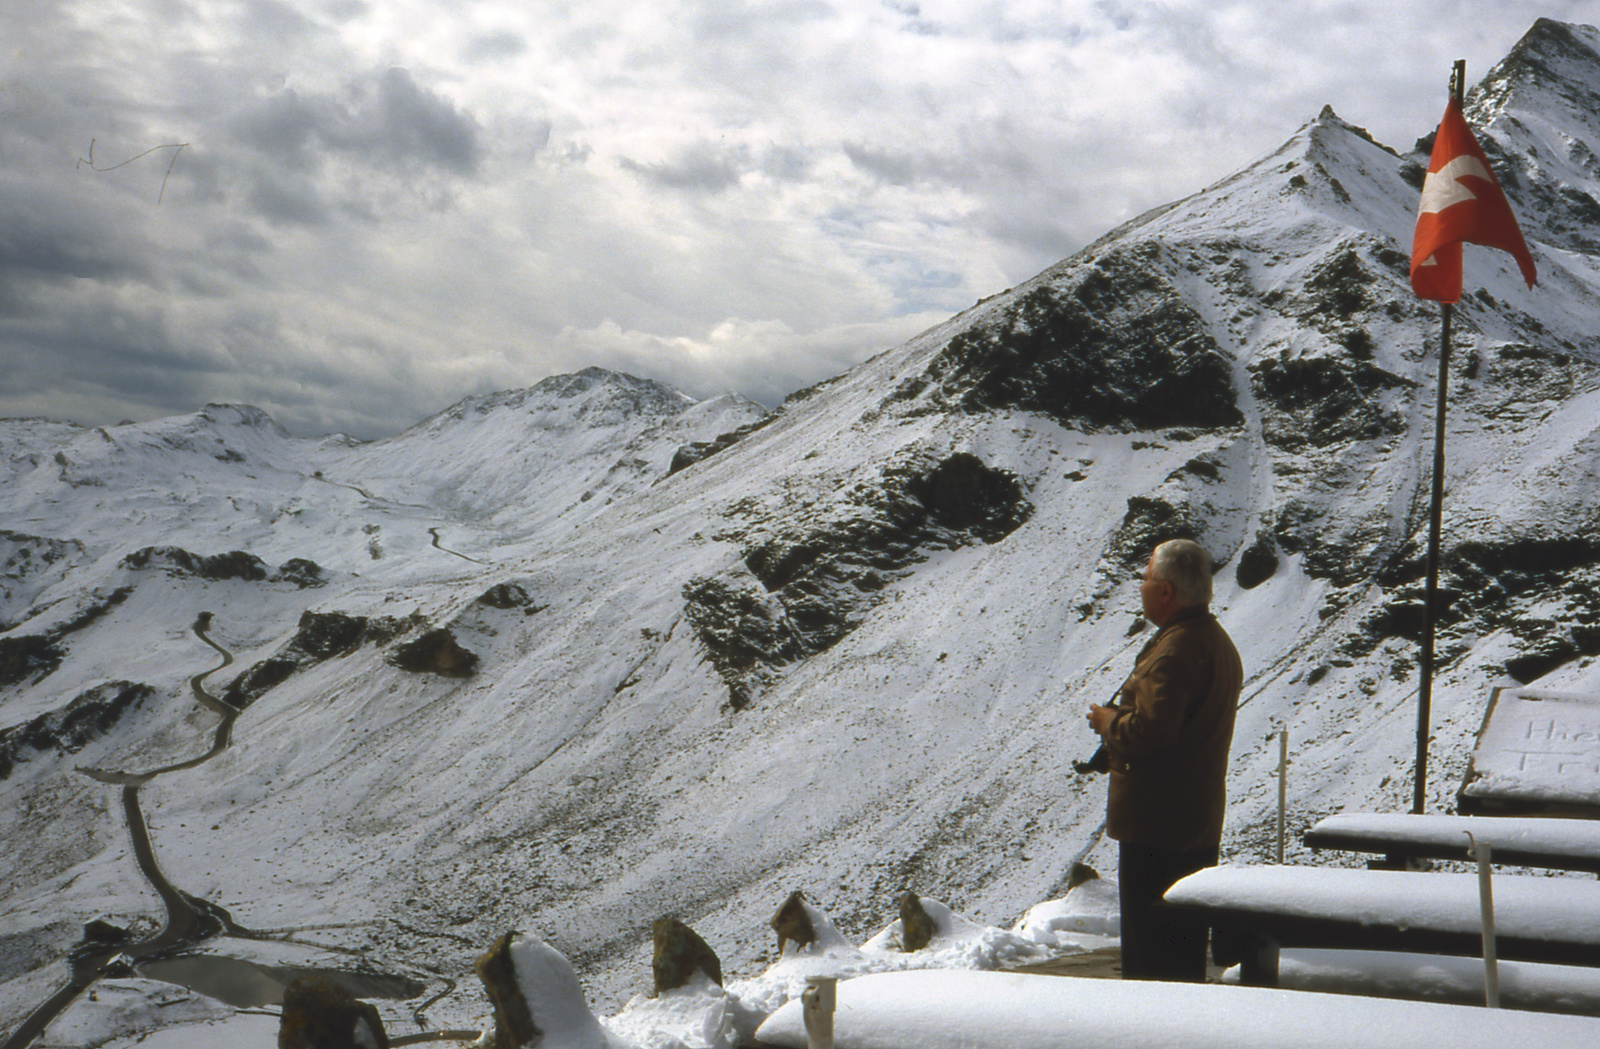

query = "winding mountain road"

[2,618,248,1049]
[2,616,466,1049]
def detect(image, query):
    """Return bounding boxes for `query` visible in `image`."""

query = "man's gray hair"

[1151,538,1213,608]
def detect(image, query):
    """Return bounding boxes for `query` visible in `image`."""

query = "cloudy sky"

[0,1,1587,437]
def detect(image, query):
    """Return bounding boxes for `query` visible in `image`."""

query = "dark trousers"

[1118,841,1218,982]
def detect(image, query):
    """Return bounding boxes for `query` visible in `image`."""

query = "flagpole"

[1413,58,1466,816]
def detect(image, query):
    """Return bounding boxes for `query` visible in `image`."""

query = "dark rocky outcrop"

[0,586,135,686]
[222,658,299,709]
[1250,349,1412,452]
[1067,862,1100,890]
[291,611,371,661]
[901,452,1030,541]
[686,452,1031,707]
[477,583,547,614]
[123,546,270,581]
[681,575,804,710]
[83,919,130,945]
[1103,496,1207,573]
[121,546,325,587]
[389,629,479,678]
[0,531,88,630]
[275,558,327,588]
[0,681,155,780]
[220,609,434,707]
[1275,503,1401,588]
[667,416,777,476]
[896,244,1243,431]
[651,917,722,995]
[1235,532,1280,590]
[1339,531,1600,672]
[277,974,389,1049]
[0,634,66,688]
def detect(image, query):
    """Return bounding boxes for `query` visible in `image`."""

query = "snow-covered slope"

[6,18,1600,1045]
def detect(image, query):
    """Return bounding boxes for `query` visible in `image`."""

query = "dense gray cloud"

[230,68,482,176]
[0,0,1589,438]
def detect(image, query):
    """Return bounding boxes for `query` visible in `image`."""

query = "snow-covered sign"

[1459,688,1600,817]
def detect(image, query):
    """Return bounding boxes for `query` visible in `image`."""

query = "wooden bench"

[1304,813,1600,874]
[1162,865,1600,987]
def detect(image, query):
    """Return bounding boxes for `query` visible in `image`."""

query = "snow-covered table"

[1305,813,1600,873]
[1162,865,1600,986]
[1458,688,1600,818]
[753,969,1600,1049]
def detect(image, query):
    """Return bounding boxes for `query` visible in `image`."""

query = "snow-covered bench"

[1162,865,1600,986]
[1304,813,1600,873]
[752,969,1600,1048]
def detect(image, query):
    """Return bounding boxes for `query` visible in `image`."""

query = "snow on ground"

[55,890,1105,1049]
[606,892,1099,1049]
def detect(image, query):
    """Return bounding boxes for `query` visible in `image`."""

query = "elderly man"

[1087,538,1242,981]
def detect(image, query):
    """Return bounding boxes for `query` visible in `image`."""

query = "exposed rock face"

[681,574,805,710]
[1235,533,1280,590]
[0,634,65,688]
[771,891,816,955]
[292,611,372,660]
[651,917,722,995]
[667,415,776,476]
[898,892,937,952]
[222,658,299,709]
[0,530,87,630]
[277,974,389,1049]
[892,244,1243,431]
[121,546,325,587]
[0,586,133,686]
[123,546,269,581]
[901,452,1030,541]
[1104,496,1207,573]
[1250,348,1413,451]
[389,628,479,678]
[477,582,546,614]
[220,609,436,707]
[276,558,328,588]
[686,451,1031,706]
[0,681,155,780]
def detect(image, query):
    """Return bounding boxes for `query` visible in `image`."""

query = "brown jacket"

[1103,607,1242,850]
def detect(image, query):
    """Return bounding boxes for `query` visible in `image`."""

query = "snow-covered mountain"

[6,17,1600,1044]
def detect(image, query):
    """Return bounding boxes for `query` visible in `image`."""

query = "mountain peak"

[526,366,698,412]
[1470,18,1600,126]
[196,403,290,436]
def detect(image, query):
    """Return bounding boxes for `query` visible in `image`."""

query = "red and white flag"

[1410,99,1537,302]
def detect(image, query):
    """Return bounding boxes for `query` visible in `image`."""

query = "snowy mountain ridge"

[5,18,1600,1046]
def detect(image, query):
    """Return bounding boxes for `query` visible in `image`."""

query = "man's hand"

[1087,704,1118,736]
